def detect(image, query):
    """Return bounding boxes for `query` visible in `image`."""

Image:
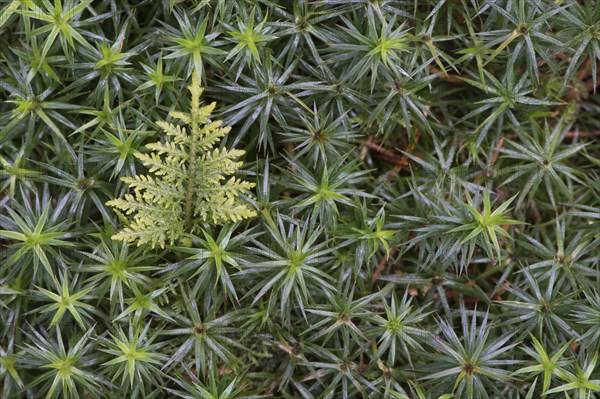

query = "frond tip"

[106,74,256,248]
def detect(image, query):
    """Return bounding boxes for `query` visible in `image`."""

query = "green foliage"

[449,189,522,261]
[20,327,105,399]
[34,272,97,329]
[512,335,572,395]
[1,1,599,398]
[107,73,256,248]
[99,320,167,393]
[423,304,519,399]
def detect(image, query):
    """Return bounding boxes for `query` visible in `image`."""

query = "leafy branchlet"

[107,74,256,248]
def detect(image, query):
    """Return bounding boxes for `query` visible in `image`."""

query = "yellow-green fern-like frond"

[106,72,256,248]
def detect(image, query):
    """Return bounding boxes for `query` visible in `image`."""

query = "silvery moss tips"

[106,74,256,248]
